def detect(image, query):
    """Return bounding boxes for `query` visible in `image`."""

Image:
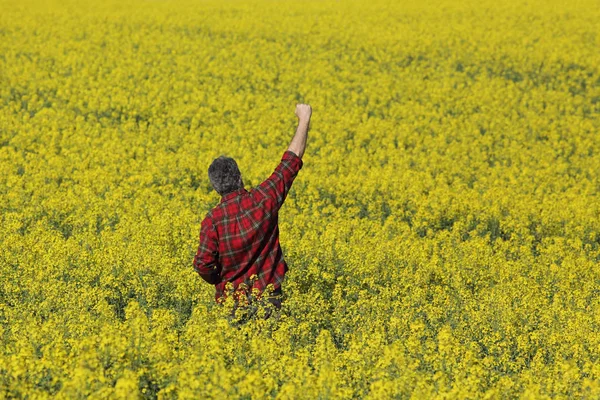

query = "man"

[193,103,312,316]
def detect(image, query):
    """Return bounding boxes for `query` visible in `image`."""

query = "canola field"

[1,0,600,398]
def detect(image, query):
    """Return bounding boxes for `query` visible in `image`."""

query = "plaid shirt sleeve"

[256,150,303,213]
[193,215,221,284]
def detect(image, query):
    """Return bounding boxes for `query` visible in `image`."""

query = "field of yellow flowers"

[1,0,600,397]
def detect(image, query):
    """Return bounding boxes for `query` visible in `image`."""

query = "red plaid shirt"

[193,150,303,302]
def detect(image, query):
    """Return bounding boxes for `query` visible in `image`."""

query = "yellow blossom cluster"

[1,0,599,397]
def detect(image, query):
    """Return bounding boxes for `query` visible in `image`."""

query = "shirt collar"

[220,187,248,204]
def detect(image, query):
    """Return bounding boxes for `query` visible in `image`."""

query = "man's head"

[208,156,243,196]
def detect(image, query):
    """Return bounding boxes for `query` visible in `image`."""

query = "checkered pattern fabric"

[193,150,303,302]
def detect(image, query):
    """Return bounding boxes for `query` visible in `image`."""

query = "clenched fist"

[295,103,312,122]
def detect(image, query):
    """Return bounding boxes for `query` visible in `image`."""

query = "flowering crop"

[1,0,599,398]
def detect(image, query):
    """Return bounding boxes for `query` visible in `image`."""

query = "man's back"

[195,151,303,301]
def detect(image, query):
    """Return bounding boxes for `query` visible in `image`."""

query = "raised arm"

[287,103,311,158]
[256,103,311,213]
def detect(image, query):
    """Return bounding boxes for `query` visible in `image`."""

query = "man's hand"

[295,103,312,122]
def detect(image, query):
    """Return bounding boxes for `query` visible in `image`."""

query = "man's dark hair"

[208,156,242,196]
